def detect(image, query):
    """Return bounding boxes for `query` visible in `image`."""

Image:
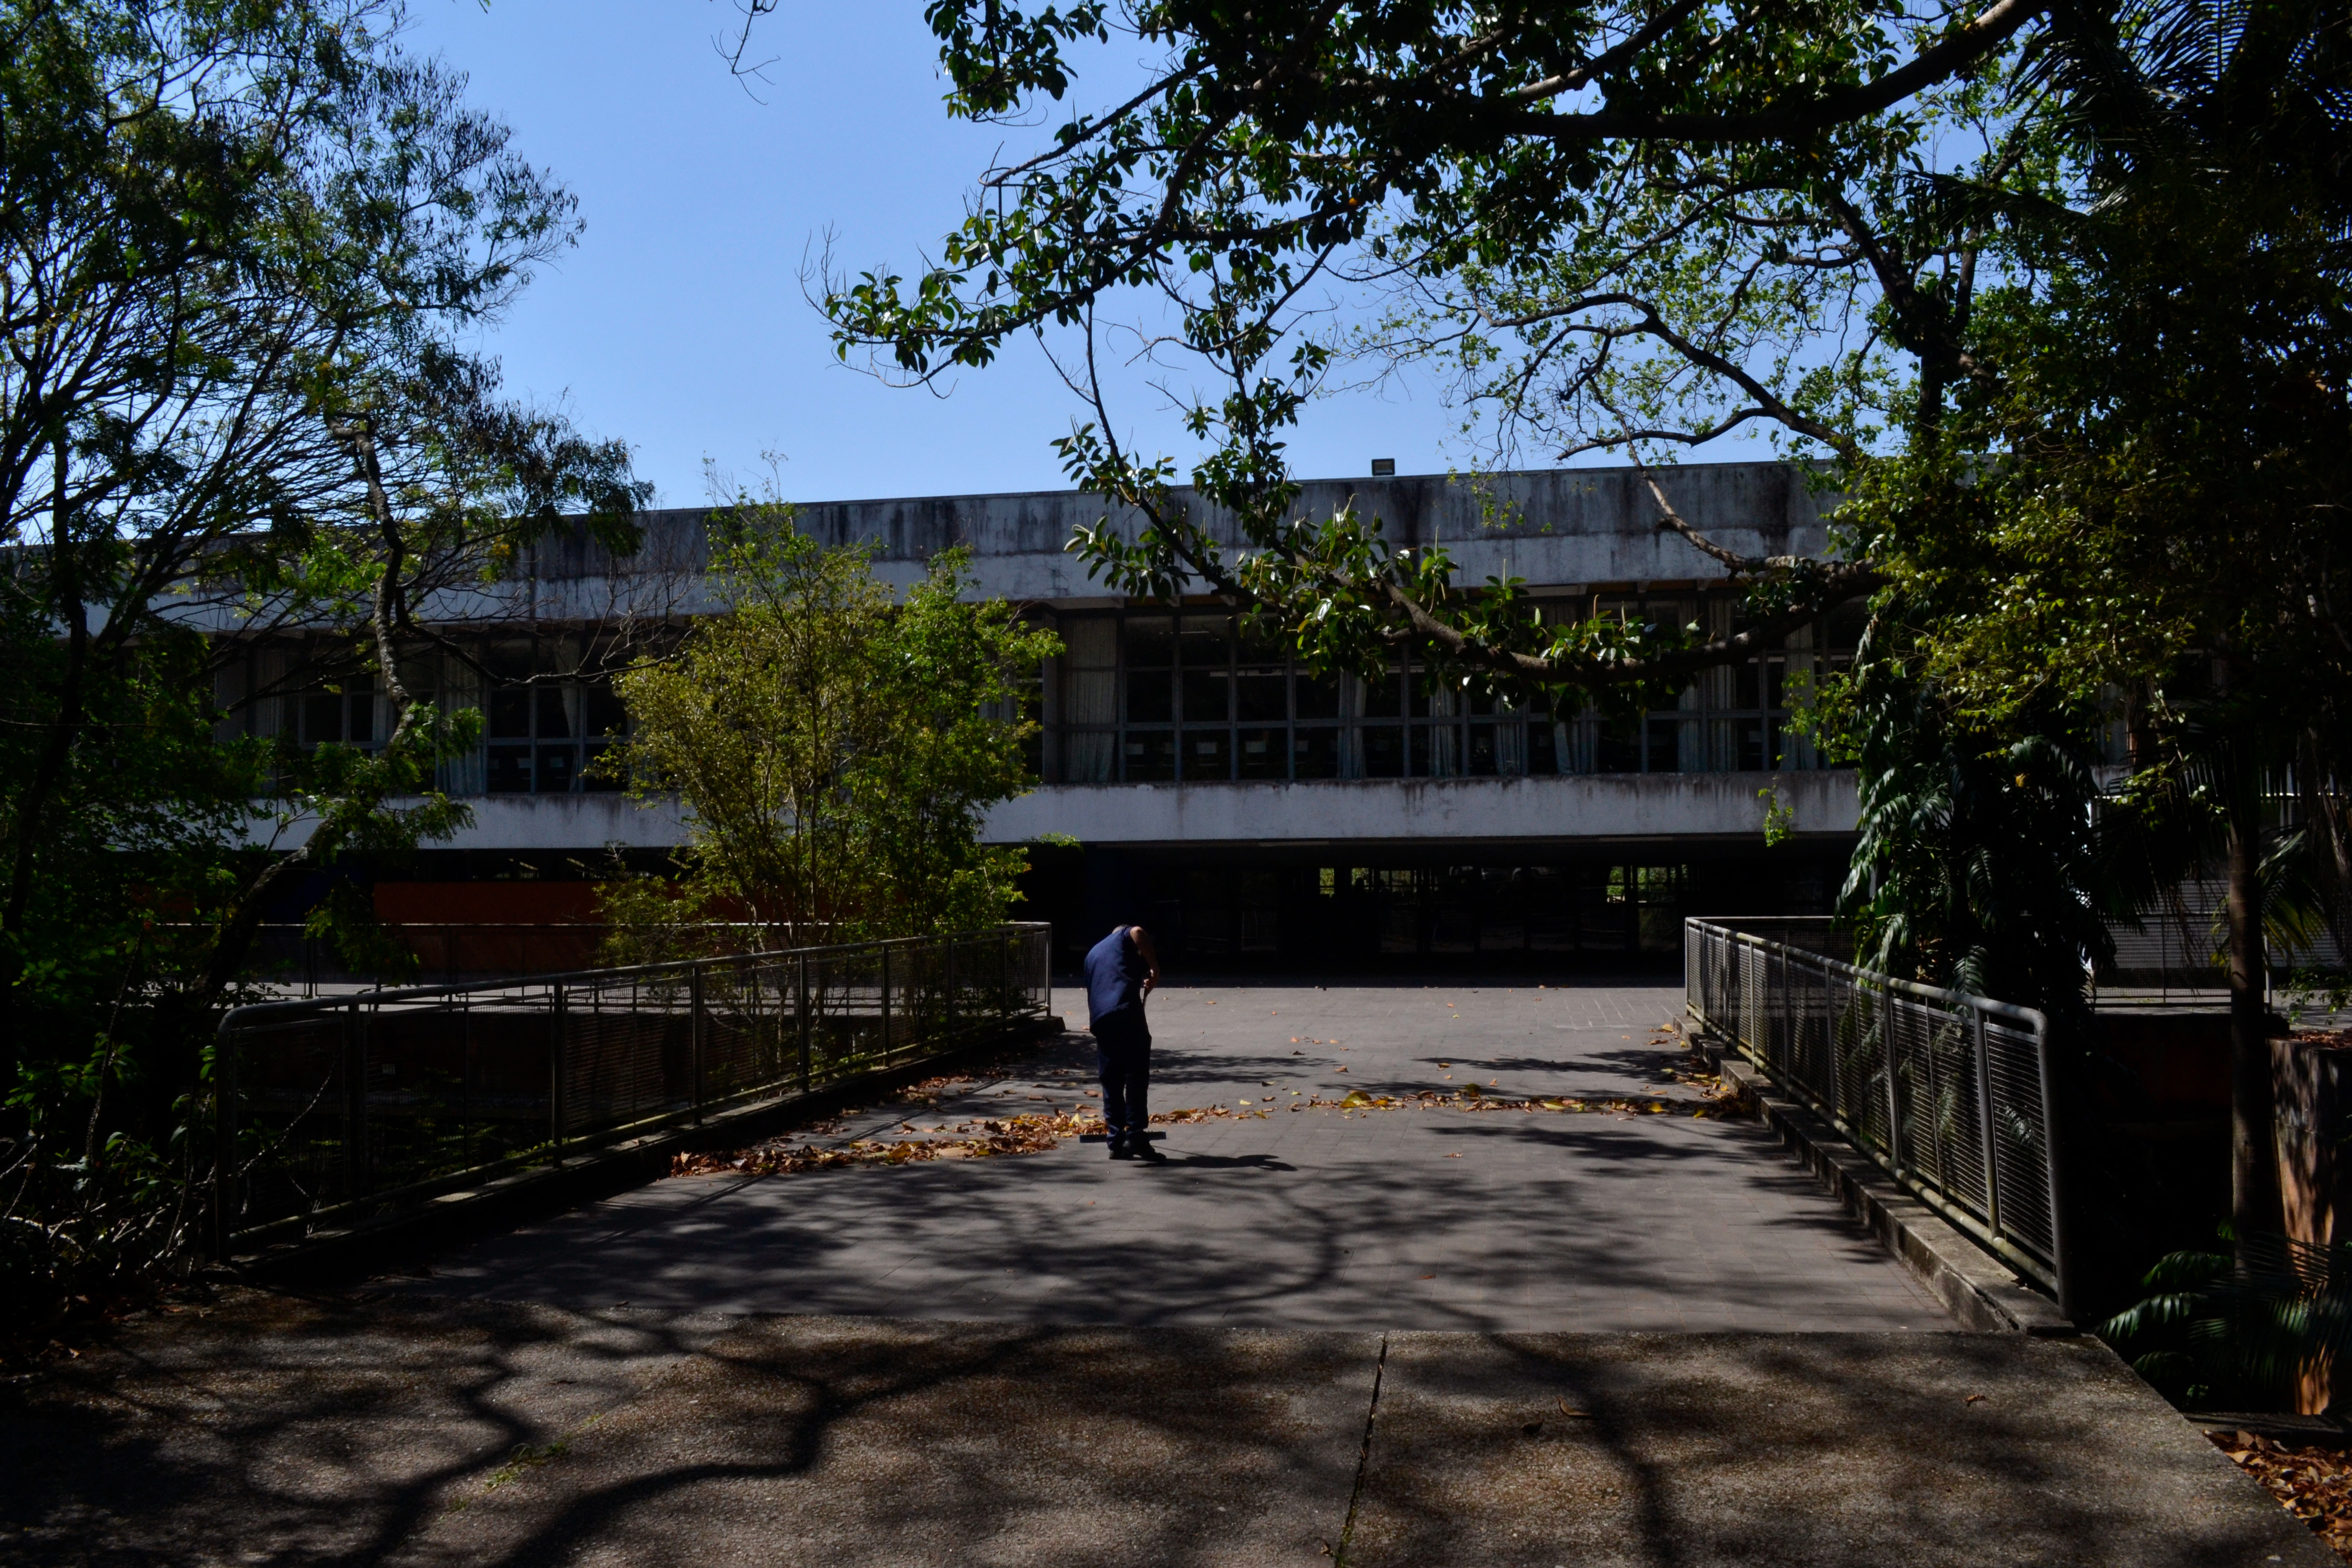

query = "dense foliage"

[740,1,2352,1238]
[0,0,644,1334]
[602,504,1059,950]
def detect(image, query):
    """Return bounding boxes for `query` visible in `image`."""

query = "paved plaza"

[406,981,1945,1331]
[4,980,2333,1566]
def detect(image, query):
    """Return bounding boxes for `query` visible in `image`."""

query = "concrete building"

[218,461,1867,971]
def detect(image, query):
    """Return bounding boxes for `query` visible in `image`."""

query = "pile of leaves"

[1317,1086,1734,1118]
[671,1111,1099,1176]
[2210,1431,2352,1561]
[670,1073,1748,1179]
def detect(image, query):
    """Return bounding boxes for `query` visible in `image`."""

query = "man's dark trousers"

[1094,1017,1150,1147]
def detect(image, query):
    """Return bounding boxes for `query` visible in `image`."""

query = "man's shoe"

[1108,1141,1136,1160]
[1132,1141,1168,1164]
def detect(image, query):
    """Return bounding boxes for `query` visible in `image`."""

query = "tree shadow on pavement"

[0,1291,1377,1568]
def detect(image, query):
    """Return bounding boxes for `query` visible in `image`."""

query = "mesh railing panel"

[219,924,1050,1248]
[1683,918,2061,1294]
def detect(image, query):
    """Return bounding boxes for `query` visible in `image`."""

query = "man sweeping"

[1083,923,1164,1162]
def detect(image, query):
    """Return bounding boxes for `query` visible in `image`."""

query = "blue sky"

[401,1,1486,508]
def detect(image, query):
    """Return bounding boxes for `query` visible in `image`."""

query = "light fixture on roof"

[1370,458,1396,477]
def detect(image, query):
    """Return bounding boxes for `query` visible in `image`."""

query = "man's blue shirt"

[1084,926,1149,1034]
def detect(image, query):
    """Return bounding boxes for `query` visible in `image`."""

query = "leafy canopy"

[606,503,1059,947]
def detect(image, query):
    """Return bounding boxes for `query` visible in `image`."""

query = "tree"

[763,0,2017,706]
[605,503,1058,948]
[1,0,645,1326]
[752,2,2352,1242]
[1834,0,2352,1238]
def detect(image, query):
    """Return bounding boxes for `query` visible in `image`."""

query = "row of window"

[221,636,636,796]
[222,595,1863,796]
[1045,599,1860,783]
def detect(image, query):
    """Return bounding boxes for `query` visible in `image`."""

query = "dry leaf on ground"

[2211,1431,2352,1562]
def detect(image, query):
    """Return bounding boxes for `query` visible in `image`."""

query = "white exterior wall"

[258,771,1856,852]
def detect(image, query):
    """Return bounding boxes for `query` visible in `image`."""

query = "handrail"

[1684,916,2073,1316]
[216,925,1044,1026]
[212,922,1052,1256]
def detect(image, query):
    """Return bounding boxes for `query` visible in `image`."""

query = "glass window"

[1294,728,1341,779]
[1123,731,1176,782]
[1123,616,1175,668]
[1646,717,1682,772]
[1125,668,1173,723]
[1295,671,1342,720]
[1528,721,1560,775]
[1597,719,1642,773]
[1238,727,1285,779]
[1411,724,1461,777]
[303,692,344,744]
[1183,729,1230,779]
[1063,732,1115,783]
[536,745,577,793]
[1181,666,1230,723]
[1179,614,1231,667]
[488,689,531,739]
[1235,669,1285,722]
[486,744,532,793]
[1362,726,1406,777]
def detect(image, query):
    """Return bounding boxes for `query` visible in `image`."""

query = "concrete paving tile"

[407,983,1957,1334]
[394,1316,1378,1568]
[1346,1331,2339,1568]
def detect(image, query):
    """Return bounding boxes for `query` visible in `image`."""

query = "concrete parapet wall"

[248,770,1857,853]
[985,769,1859,848]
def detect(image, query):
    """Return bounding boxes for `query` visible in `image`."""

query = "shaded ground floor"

[1019,842,1849,973]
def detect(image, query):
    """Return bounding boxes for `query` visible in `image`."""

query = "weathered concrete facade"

[235,460,1859,967]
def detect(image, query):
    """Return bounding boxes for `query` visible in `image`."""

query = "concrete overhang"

[983,772,1858,849]
[250,770,1856,854]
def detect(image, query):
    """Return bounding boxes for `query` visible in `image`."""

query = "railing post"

[798,952,812,1091]
[212,1015,239,1260]
[1880,983,1902,1175]
[2035,1014,2080,1320]
[345,999,369,1200]
[1971,1004,2001,1240]
[945,938,958,1044]
[690,963,706,1119]
[461,996,476,1169]
[878,944,893,1063]
[550,982,568,1153]
[1776,939,1791,1072]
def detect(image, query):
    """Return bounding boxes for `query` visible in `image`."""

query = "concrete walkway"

[4,1292,2331,1567]
[3,981,2334,1565]
[409,982,1941,1331]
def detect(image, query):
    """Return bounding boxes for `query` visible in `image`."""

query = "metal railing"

[222,922,814,995]
[214,923,1051,1253]
[1684,916,2070,1308]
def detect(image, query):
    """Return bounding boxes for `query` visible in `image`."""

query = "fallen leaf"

[1558,1399,1591,1418]
[1965,1394,1988,1406]
[1419,1274,1436,1280]
[1444,1152,1462,1158]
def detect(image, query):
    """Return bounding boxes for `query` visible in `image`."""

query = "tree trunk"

[2,519,89,1077]
[2228,752,2282,1246]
